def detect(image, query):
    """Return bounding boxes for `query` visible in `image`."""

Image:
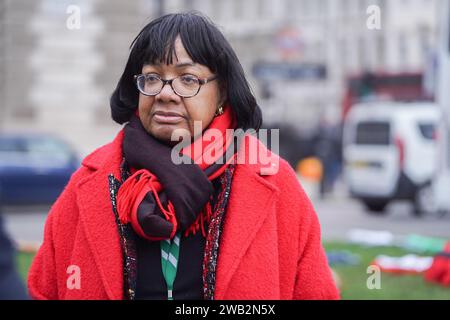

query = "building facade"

[0,0,443,156]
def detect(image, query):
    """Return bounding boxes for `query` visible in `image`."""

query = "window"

[184,0,195,10]
[418,123,436,140]
[355,122,391,145]
[0,138,24,153]
[398,32,408,67]
[25,137,73,164]
[376,34,385,68]
[211,1,222,20]
[285,0,298,19]
[358,36,367,70]
[233,0,244,20]
[25,138,70,155]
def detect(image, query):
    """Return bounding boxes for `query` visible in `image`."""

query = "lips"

[152,111,185,124]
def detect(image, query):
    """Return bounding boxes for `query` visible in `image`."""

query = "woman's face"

[138,36,224,144]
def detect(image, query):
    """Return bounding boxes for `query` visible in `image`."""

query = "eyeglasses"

[134,73,218,98]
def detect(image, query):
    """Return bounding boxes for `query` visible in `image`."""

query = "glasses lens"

[137,74,163,95]
[172,75,200,97]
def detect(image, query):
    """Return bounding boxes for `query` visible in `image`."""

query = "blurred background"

[0,0,450,299]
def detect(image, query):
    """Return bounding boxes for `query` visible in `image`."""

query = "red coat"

[28,130,339,300]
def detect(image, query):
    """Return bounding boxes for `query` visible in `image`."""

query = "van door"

[344,120,400,198]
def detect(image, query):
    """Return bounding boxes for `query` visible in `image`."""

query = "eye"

[180,74,199,85]
[144,73,161,83]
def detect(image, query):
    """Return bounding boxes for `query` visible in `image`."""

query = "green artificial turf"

[324,242,450,300]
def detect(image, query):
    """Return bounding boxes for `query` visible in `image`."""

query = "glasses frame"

[134,73,218,98]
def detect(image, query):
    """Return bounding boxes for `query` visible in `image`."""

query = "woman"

[28,12,339,300]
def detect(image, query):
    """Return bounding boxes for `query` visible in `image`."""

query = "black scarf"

[117,114,239,240]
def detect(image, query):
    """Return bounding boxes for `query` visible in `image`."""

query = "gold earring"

[215,105,224,116]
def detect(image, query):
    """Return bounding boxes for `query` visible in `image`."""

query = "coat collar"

[77,130,279,300]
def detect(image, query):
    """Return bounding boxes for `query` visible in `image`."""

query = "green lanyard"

[160,232,181,300]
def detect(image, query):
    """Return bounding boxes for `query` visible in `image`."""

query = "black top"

[134,178,222,300]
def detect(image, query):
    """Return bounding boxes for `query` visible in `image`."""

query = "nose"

[155,81,181,103]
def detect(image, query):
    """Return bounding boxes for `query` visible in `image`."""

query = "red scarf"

[117,106,237,240]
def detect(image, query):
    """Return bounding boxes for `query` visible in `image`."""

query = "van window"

[0,138,26,153]
[418,123,435,140]
[24,137,73,164]
[355,122,391,145]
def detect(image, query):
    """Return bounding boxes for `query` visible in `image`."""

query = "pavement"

[314,195,450,241]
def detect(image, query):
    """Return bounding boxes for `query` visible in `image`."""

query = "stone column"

[1,0,39,127]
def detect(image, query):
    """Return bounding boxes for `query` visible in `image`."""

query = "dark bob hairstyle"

[110,12,262,130]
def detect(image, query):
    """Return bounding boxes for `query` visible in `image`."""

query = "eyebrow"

[142,61,198,71]
[175,62,196,68]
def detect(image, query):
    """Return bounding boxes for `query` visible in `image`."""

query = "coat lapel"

[76,131,125,300]
[215,136,280,299]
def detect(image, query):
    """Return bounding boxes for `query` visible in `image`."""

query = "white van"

[343,101,441,215]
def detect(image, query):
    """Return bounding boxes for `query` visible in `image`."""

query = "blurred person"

[314,118,343,197]
[28,12,339,300]
[0,212,29,300]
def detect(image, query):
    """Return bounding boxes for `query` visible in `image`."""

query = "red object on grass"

[425,242,450,287]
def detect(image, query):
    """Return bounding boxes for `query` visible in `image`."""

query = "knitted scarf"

[116,106,237,241]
